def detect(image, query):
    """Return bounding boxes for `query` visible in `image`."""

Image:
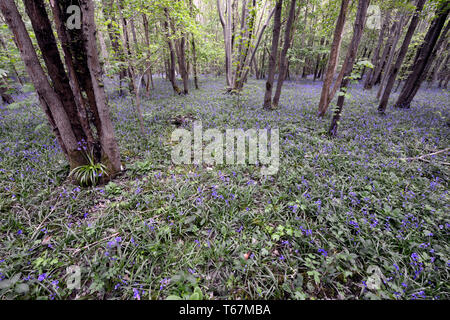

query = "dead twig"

[67,232,120,254]
[400,147,449,162]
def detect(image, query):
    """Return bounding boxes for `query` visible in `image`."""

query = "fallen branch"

[400,148,450,161]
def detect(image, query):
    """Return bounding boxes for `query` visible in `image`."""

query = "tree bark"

[369,15,398,88]
[142,13,152,96]
[317,0,350,117]
[376,13,407,99]
[364,11,390,89]
[377,0,427,113]
[102,0,126,94]
[234,6,275,90]
[218,0,233,88]
[429,50,448,87]
[79,0,123,173]
[175,35,190,94]
[163,9,183,95]
[395,6,449,109]
[117,0,135,95]
[263,0,283,109]
[272,0,297,108]
[188,0,200,92]
[23,0,88,146]
[1,0,122,177]
[329,0,370,136]
[1,0,82,167]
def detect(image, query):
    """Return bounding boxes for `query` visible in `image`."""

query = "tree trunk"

[163,10,182,95]
[23,0,88,146]
[313,38,325,82]
[234,6,275,90]
[142,13,152,96]
[395,6,449,109]
[117,0,135,95]
[272,0,297,108]
[1,0,83,168]
[428,48,447,87]
[260,40,267,79]
[376,13,407,99]
[317,0,350,117]
[370,15,399,89]
[377,0,427,113]
[364,11,390,89]
[102,0,126,95]
[78,0,123,173]
[429,51,448,87]
[1,0,122,177]
[175,35,190,94]
[218,0,233,88]
[328,0,370,136]
[191,36,199,89]
[300,1,310,78]
[98,29,109,66]
[263,0,283,109]
[233,0,260,90]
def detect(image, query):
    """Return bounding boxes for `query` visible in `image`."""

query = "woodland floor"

[0,76,449,300]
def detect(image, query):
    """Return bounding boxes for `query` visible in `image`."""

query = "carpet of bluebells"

[0,76,449,300]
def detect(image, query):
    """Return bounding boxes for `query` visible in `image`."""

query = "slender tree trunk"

[329,0,370,136]
[142,13,152,96]
[253,57,260,79]
[174,34,190,94]
[233,0,260,90]
[218,0,233,88]
[364,11,390,89]
[376,13,407,99]
[163,10,182,95]
[317,0,350,117]
[233,0,249,86]
[263,0,283,109]
[303,4,316,78]
[117,0,135,95]
[98,29,109,66]
[370,15,399,88]
[377,0,428,113]
[102,0,126,95]
[313,38,325,81]
[272,0,297,108]
[191,36,199,89]
[395,7,449,109]
[79,0,123,172]
[429,52,448,87]
[260,40,268,79]
[234,6,276,90]
[300,1,310,78]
